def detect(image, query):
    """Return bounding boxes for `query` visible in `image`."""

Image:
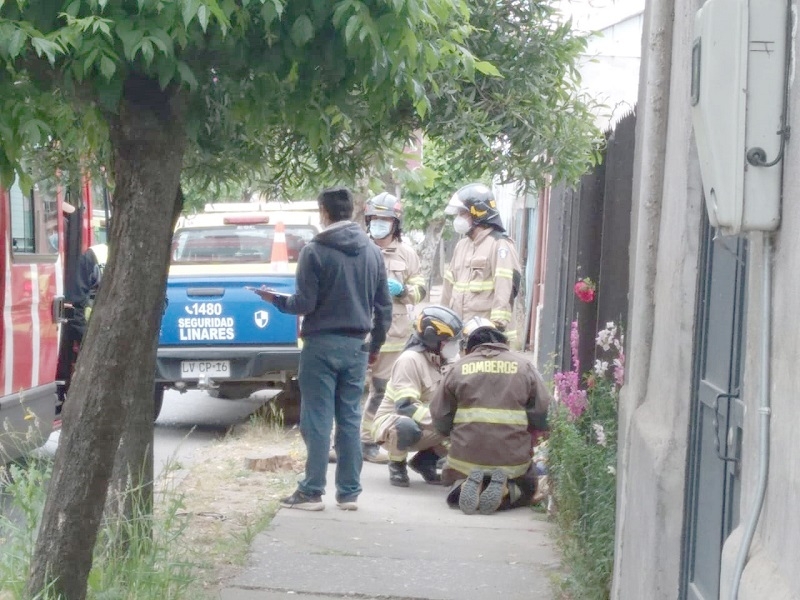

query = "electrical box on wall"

[691,0,787,235]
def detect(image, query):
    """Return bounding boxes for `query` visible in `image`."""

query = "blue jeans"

[296,333,368,501]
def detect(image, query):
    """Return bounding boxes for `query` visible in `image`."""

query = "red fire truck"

[0,175,101,462]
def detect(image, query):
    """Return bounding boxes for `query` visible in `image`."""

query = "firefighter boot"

[409,449,442,484]
[388,460,410,487]
[478,469,508,515]
[459,470,485,515]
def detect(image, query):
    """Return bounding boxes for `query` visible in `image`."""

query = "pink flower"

[613,354,625,387]
[554,320,588,419]
[574,278,596,303]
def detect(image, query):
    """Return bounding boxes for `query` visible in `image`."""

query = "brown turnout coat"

[429,342,552,486]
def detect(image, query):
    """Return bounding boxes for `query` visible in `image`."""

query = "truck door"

[0,177,62,456]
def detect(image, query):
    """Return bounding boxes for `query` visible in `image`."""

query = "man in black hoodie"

[254,188,392,511]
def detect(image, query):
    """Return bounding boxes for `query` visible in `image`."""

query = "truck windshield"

[171,224,316,264]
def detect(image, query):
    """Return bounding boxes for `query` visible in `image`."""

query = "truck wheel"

[154,385,165,421]
[273,379,301,425]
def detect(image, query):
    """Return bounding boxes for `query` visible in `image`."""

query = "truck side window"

[170,224,316,265]
[8,177,60,257]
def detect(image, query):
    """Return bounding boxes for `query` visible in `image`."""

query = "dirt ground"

[157,422,304,595]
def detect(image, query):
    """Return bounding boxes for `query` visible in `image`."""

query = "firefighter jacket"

[429,342,552,486]
[441,226,521,343]
[78,243,108,324]
[374,348,443,428]
[379,240,426,354]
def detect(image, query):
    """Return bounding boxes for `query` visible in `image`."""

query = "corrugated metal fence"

[536,110,636,374]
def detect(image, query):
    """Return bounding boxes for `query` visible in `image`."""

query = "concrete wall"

[616,0,800,597]
[612,0,702,596]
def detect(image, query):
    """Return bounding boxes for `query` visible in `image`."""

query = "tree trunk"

[105,185,185,551]
[418,219,446,291]
[28,76,186,600]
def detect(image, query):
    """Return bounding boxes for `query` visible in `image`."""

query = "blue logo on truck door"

[254,310,269,328]
[179,302,235,340]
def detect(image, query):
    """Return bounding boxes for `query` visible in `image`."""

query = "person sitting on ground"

[429,317,552,515]
[371,305,463,487]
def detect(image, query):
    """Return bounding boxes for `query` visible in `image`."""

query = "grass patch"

[0,422,302,599]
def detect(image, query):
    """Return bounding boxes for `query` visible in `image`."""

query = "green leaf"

[116,24,144,60]
[197,5,209,32]
[83,46,100,73]
[260,0,278,26]
[176,61,198,89]
[8,28,26,59]
[157,60,176,89]
[148,35,168,54]
[182,0,200,28]
[290,15,314,47]
[99,55,115,80]
[65,0,81,17]
[475,60,501,77]
[140,38,154,64]
[91,19,111,39]
[344,15,359,44]
[31,37,61,63]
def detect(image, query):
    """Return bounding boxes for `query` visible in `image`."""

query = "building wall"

[612,0,702,596]
[616,0,800,597]
[580,15,644,128]
[558,0,644,129]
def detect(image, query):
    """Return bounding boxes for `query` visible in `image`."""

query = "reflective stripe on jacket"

[429,342,552,485]
[440,227,521,342]
[379,240,426,354]
[374,349,442,427]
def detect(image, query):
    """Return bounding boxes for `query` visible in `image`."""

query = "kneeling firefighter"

[429,317,552,514]
[371,305,463,487]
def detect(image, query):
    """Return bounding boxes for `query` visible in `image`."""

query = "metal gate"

[681,215,747,599]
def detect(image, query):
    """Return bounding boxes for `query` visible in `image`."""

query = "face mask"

[453,215,472,235]
[369,220,393,239]
[440,339,461,361]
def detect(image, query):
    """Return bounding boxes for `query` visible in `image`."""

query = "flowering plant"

[573,277,596,303]
[548,318,624,598]
[593,321,625,388]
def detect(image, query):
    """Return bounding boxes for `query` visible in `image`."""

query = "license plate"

[180,360,231,379]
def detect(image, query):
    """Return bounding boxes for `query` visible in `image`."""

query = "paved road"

[154,388,276,475]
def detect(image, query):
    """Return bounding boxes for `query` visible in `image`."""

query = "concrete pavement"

[219,459,559,600]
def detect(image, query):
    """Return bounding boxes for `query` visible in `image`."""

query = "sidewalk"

[219,460,559,600]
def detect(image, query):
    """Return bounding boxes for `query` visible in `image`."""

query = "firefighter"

[441,183,522,347]
[56,240,107,415]
[371,305,462,487]
[429,317,552,515]
[360,192,426,464]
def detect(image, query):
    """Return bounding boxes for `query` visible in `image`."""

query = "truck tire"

[273,379,301,425]
[154,384,165,421]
